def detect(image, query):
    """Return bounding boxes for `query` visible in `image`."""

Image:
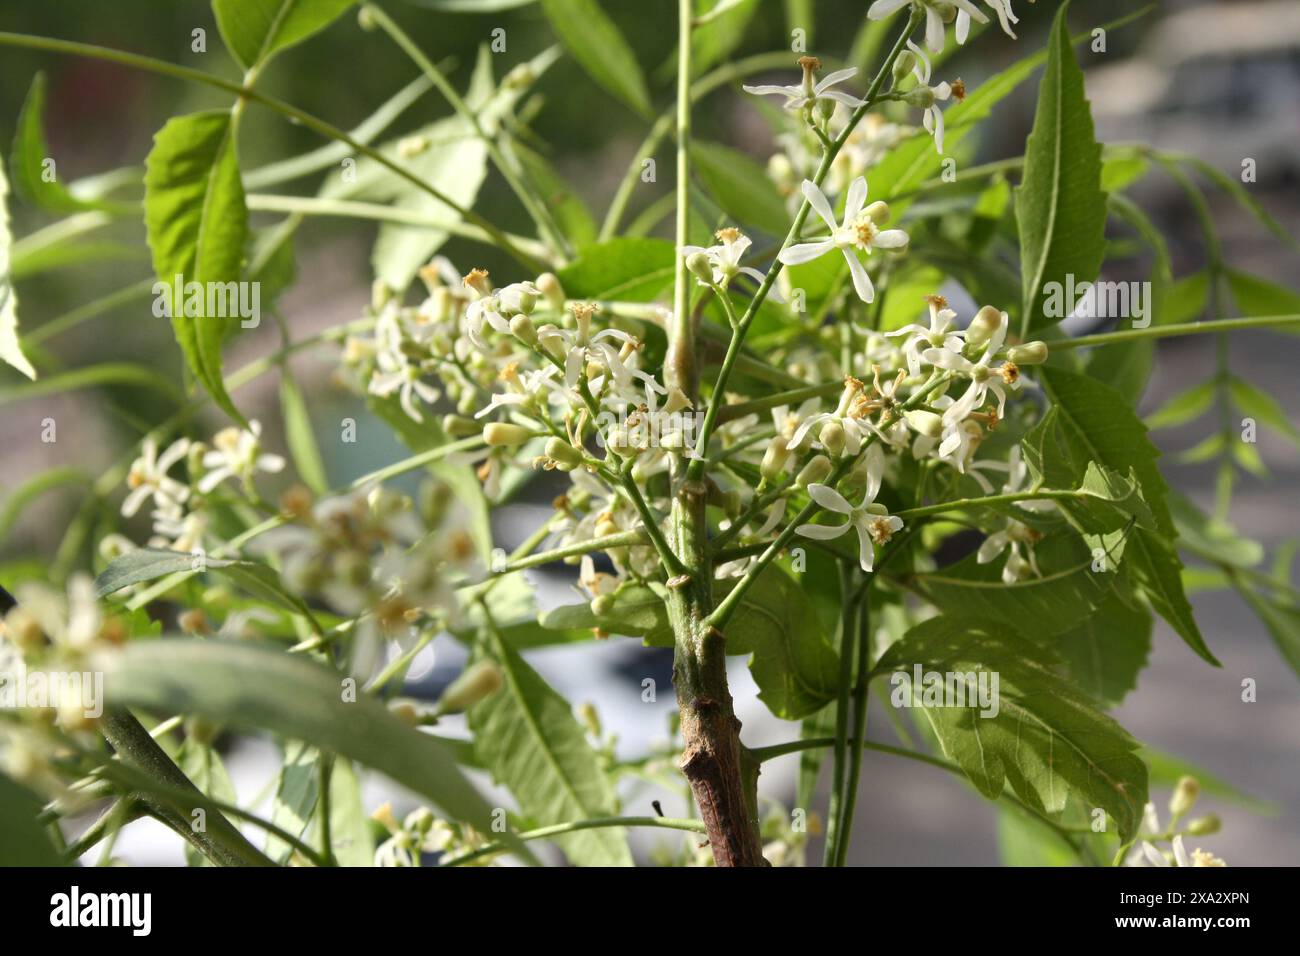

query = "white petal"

[925,7,946,53]
[742,84,798,97]
[862,443,885,502]
[843,250,875,303]
[1142,842,1171,867]
[815,68,858,91]
[867,0,910,20]
[1172,835,1191,868]
[845,176,868,219]
[120,484,152,518]
[856,526,876,572]
[956,10,971,44]
[779,240,835,265]
[796,521,850,541]
[808,482,854,515]
[977,532,1009,564]
[800,179,838,231]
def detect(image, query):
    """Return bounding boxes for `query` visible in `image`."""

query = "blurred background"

[1,0,1296,865]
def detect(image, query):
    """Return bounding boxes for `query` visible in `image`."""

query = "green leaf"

[1100,153,1149,193]
[0,157,36,380]
[556,237,675,302]
[326,757,374,866]
[0,773,63,865]
[693,140,790,236]
[1167,271,1209,324]
[468,625,633,866]
[264,741,318,863]
[1053,590,1152,707]
[95,639,516,852]
[1168,491,1264,569]
[0,362,181,407]
[0,466,88,541]
[514,143,597,249]
[143,111,248,423]
[1179,155,1300,255]
[1226,268,1300,328]
[213,0,358,72]
[541,0,651,116]
[1235,582,1300,679]
[1228,376,1300,449]
[178,738,238,866]
[11,74,123,214]
[1141,746,1277,816]
[690,0,759,74]
[1016,1,1107,333]
[1039,366,1218,665]
[1145,380,1216,430]
[873,615,1148,843]
[280,369,329,493]
[917,532,1118,639]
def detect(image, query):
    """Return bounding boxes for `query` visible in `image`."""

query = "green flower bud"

[1007,341,1049,365]
[1170,775,1201,819]
[590,592,616,617]
[371,277,395,311]
[966,305,1005,349]
[865,200,891,224]
[510,313,537,345]
[814,97,836,125]
[685,251,714,284]
[434,661,503,715]
[1186,814,1221,836]
[442,414,482,438]
[760,436,792,481]
[545,436,585,471]
[576,702,602,739]
[892,51,917,84]
[536,272,565,311]
[483,422,535,447]
[905,410,944,438]
[819,421,846,457]
[797,454,832,488]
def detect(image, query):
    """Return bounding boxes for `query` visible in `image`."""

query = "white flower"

[122,436,191,518]
[787,377,873,456]
[976,518,1042,584]
[906,42,960,155]
[9,574,104,654]
[743,56,865,113]
[922,309,1019,426]
[778,178,909,303]
[197,421,285,494]
[868,0,988,54]
[1138,835,1226,868]
[681,228,770,291]
[885,293,965,377]
[959,0,1023,44]
[795,446,902,572]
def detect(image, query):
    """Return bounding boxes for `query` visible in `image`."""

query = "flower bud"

[590,591,615,617]
[865,200,891,224]
[536,272,565,311]
[388,700,421,726]
[462,268,492,300]
[904,410,944,438]
[545,437,585,471]
[1007,341,1049,365]
[434,660,503,715]
[760,436,791,480]
[966,306,1005,349]
[892,51,916,84]
[1186,814,1221,836]
[819,421,846,457]
[483,422,534,447]
[903,86,936,109]
[1170,775,1201,819]
[371,278,395,311]
[685,251,714,284]
[814,97,836,125]
[797,454,832,488]
[577,702,602,738]
[509,313,537,345]
[442,413,481,438]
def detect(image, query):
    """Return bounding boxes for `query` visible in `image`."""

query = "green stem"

[685,9,923,482]
[836,584,872,867]
[1048,314,1300,351]
[823,563,860,866]
[443,815,707,867]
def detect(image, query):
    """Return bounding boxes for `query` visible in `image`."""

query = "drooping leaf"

[265,741,319,863]
[11,73,124,214]
[540,0,651,116]
[1145,380,1216,430]
[1016,1,1107,333]
[1039,366,1218,665]
[1052,591,1152,707]
[326,757,375,866]
[1226,268,1300,329]
[514,143,597,249]
[213,0,358,72]
[468,624,633,866]
[280,369,329,493]
[0,157,36,380]
[873,615,1148,843]
[143,111,248,423]
[94,639,517,854]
